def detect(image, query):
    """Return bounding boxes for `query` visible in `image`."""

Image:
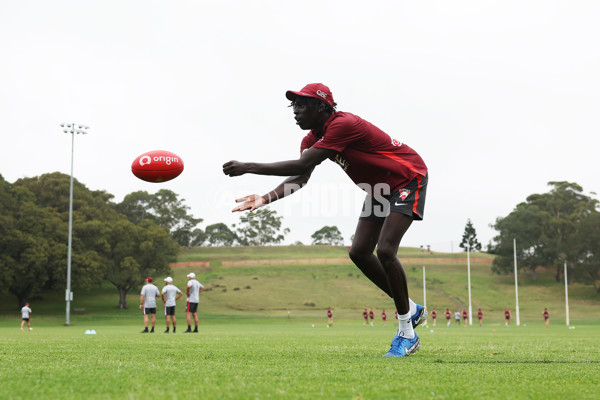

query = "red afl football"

[131,150,184,183]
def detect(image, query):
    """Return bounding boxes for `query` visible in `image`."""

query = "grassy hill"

[2,246,598,325]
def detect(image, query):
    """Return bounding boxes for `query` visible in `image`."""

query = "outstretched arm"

[223,147,335,177]
[232,171,312,212]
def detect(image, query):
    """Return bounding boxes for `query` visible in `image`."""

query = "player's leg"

[350,218,423,326]
[20,320,25,331]
[151,313,156,332]
[172,314,177,332]
[185,302,192,332]
[193,311,199,330]
[142,311,149,333]
[378,212,421,357]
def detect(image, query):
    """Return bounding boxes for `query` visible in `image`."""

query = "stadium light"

[61,123,89,326]
[467,243,472,326]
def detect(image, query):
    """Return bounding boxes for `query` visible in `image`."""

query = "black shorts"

[164,306,176,316]
[22,318,29,322]
[187,302,198,313]
[359,173,428,222]
[144,307,156,315]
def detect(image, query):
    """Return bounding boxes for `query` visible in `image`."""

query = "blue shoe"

[383,332,420,357]
[412,305,427,328]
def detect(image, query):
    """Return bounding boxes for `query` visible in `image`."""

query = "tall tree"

[116,189,203,246]
[204,223,237,246]
[102,218,178,308]
[459,219,482,252]
[571,211,600,292]
[235,208,289,246]
[311,226,344,245]
[491,182,598,281]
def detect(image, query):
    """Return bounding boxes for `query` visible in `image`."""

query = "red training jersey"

[445,311,451,320]
[369,310,374,319]
[478,311,483,319]
[462,310,468,319]
[300,112,427,192]
[505,310,511,319]
[363,311,368,319]
[431,310,437,319]
[543,311,549,319]
[327,309,332,318]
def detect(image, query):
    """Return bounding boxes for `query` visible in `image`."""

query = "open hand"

[233,194,266,212]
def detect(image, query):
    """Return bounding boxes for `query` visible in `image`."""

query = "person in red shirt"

[327,307,333,327]
[478,308,483,327]
[363,309,369,326]
[445,308,451,327]
[543,308,549,327]
[462,309,468,327]
[431,309,437,327]
[382,309,387,327]
[223,83,428,358]
[369,308,375,327]
[505,308,511,326]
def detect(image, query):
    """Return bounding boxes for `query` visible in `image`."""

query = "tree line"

[0,172,345,308]
[461,182,600,292]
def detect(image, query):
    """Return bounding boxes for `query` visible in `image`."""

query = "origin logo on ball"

[131,150,184,183]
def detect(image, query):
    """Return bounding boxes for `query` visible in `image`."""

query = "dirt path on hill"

[170,257,492,267]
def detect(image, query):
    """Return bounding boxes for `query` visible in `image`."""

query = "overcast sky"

[1,1,599,252]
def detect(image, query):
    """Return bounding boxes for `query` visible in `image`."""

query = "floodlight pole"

[61,123,89,326]
[422,266,427,325]
[513,238,520,326]
[467,243,472,326]
[564,261,570,327]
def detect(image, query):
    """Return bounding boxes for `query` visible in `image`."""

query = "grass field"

[1,318,599,400]
[2,246,599,399]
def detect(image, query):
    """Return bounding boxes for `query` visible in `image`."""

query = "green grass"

[1,318,599,400]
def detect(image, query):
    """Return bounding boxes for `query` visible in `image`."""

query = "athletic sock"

[173,327,176,333]
[409,298,417,316]
[397,312,415,339]
[187,325,191,331]
[194,326,198,332]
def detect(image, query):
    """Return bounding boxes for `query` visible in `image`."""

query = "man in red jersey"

[223,83,428,357]
[543,308,549,327]
[478,308,483,327]
[431,309,437,327]
[505,308,511,327]
[327,307,333,327]
[462,309,468,327]
[363,308,369,326]
[369,308,375,327]
[381,309,387,327]
[445,308,451,327]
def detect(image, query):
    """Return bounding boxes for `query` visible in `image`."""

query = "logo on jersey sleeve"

[391,138,403,147]
[334,154,349,171]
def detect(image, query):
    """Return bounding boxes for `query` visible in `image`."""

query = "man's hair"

[290,96,337,113]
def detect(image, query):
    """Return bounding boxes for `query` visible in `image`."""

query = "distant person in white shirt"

[184,272,205,333]
[140,277,161,333]
[161,277,183,333]
[20,303,32,331]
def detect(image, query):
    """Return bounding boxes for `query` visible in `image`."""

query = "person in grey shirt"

[140,277,161,333]
[184,272,205,333]
[161,277,182,333]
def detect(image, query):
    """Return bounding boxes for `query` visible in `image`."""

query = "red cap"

[146,277,153,283]
[286,83,335,108]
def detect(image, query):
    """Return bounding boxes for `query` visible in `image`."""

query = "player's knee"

[348,246,369,264]
[376,244,397,265]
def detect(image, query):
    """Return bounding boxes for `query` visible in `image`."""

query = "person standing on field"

[363,308,369,326]
[505,308,511,327]
[454,311,460,326]
[543,308,549,327]
[369,308,375,327]
[381,309,387,326]
[161,277,183,333]
[445,308,451,327]
[223,83,428,357]
[478,308,483,327]
[462,308,468,327]
[327,307,333,327]
[431,309,437,327]
[140,277,161,333]
[184,273,204,333]
[20,302,32,331]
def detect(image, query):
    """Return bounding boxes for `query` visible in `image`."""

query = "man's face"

[292,97,322,130]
